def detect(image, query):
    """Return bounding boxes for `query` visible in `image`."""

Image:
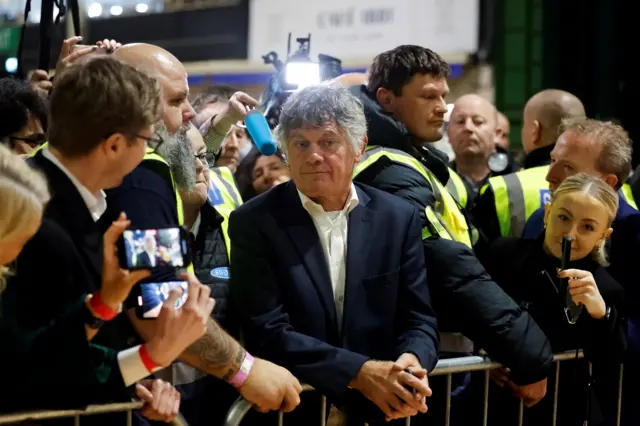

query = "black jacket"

[350,84,553,384]
[479,236,626,426]
[0,152,132,417]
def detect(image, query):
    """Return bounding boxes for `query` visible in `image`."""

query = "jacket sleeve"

[1,293,128,411]
[228,209,369,401]
[0,221,130,410]
[354,160,554,384]
[579,269,627,366]
[394,208,440,372]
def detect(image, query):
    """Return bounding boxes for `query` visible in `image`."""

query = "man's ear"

[102,133,128,158]
[355,135,368,163]
[376,87,395,113]
[603,174,618,190]
[531,120,542,146]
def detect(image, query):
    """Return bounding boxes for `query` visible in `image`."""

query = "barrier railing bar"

[517,399,523,426]
[444,374,452,426]
[223,352,589,426]
[617,364,624,426]
[0,401,143,425]
[482,370,489,426]
[552,361,560,426]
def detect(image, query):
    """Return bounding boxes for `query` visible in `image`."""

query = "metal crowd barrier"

[223,351,625,426]
[0,401,187,425]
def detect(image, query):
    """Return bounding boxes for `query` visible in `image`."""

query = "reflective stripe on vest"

[621,183,638,210]
[29,142,48,157]
[445,168,468,209]
[142,149,194,273]
[208,166,243,259]
[482,165,549,237]
[353,146,471,247]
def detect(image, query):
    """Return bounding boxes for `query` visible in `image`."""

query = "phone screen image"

[138,281,189,319]
[122,228,184,269]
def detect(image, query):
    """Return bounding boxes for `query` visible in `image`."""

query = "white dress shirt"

[298,184,359,333]
[42,147,156,386]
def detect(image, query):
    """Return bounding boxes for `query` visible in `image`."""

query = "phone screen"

[121,228,185,269]
[138,281,189,319]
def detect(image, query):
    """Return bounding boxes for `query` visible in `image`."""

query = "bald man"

[471,89,585,242]
[521,89,585,168]
[99,43,302,423]
[448,94,507,204]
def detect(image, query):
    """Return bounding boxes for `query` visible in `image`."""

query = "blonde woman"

[479,173,625,426]
[0,144,215,419]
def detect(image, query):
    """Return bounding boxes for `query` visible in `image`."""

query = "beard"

[155,122,197,192]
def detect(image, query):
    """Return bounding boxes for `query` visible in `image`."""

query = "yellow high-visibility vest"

[353,145,471,247]
[207,166,243,259]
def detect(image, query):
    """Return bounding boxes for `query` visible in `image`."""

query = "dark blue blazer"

[229,180,439,406]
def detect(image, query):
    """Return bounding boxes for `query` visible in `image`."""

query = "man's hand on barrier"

[350,360,428,422]
[144,273,215,367]
[240,358,302,413]
[136,379,181,422]
[395,353,432,407]
[507,378,548,407]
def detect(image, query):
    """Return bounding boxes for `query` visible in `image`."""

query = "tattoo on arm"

[180,318,246,380]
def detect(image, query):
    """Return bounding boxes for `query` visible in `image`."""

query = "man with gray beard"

[100,43,303,426]
[154,123,197,192]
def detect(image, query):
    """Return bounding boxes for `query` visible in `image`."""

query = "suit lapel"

[342,186,372,332]
[280,182,338,331]
[31,153,104,287]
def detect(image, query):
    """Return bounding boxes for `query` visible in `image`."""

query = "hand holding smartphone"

[117,227,193,320]
[117,227,191,270]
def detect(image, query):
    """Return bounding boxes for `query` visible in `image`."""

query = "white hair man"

[229,83,438,425]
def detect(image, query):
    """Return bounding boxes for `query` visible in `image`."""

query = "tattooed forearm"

[179,317,246,379]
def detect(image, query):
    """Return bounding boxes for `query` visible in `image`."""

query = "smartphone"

[561,236,582,324]
[117,227,191,270]
[136,280,189,319]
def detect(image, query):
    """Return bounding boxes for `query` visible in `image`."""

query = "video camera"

[259,33,343,129]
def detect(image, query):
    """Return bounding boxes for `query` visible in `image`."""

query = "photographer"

[0,143,214,418]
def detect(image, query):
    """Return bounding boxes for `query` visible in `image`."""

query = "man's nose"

[195,157,206,175]
[434,99,448,115]
[304,146,324,164]
[183,101,196,124]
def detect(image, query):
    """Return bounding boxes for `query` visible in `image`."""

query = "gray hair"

[559,117,633,189]
[275,83,367,154]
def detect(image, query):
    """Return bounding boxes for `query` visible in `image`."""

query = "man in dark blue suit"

[229,84,438,425]
[520,117,639,426]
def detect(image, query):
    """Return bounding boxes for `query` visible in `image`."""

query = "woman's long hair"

[551,173,618,265]
[0,145,50,288]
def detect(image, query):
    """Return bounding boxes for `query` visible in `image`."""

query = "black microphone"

[561,236,582,324]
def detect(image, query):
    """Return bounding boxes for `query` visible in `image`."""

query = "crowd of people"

[0,36,638,426]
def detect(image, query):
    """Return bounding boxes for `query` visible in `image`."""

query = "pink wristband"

[228,352,254,388]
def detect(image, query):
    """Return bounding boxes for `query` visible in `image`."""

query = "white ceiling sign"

[249,0,479,64]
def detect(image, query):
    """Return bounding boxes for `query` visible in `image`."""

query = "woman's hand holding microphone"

[557,269,607,319]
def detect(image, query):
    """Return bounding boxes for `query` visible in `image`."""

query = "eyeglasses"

[195,152,209,167]
[9,134,47,148]
[136,134,164,152]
